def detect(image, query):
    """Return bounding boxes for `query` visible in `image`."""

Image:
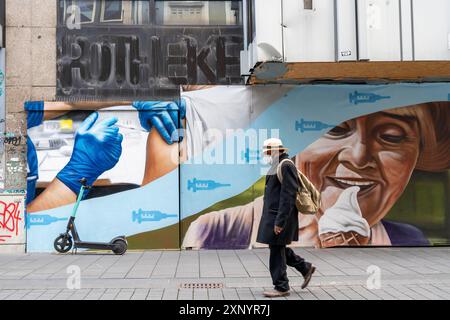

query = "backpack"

[276,159,321,215]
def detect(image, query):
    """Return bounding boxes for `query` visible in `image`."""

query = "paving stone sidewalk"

[1,247,449,300]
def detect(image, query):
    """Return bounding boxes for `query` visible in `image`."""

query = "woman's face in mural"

[297,110,421,226]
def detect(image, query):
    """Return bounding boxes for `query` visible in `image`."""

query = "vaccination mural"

[25,84,450,251]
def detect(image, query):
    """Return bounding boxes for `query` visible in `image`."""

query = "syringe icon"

[349,91,391,105]
[241,148,261,163]
[187,178,231,192]
[132,209,177,224]
[295,119,335,133]
[26,214,66,229]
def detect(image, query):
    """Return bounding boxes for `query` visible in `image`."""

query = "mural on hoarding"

[57,0,244,99]
[26,84,450,252]
[25,99,182,249]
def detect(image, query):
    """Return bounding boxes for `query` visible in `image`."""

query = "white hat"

[262,138,288,153]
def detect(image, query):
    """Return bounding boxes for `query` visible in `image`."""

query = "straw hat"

[262,138,288,154]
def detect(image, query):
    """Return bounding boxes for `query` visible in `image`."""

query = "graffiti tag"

[0,235,11,242]
[0,200,22,238]
[2,136,22,146]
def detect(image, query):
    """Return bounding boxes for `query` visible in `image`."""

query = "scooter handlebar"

[78,178,92,189]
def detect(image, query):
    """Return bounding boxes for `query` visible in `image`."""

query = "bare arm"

[27,179,76,213]
[141,120,187,186]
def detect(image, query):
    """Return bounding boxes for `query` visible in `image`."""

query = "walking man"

[258,138,316,298]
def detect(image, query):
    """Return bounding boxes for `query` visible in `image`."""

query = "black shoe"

[301,265,316,289]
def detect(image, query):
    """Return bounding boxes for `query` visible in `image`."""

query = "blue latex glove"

[132,99,186,145]
[56,112,123,196]
[25,101,44,129]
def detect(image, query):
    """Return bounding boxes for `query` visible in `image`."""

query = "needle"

[116,124,145,132]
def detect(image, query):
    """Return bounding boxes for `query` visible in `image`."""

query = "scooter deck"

[74,241,115,250]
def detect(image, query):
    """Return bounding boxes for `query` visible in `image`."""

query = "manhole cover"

[179,283,224,289]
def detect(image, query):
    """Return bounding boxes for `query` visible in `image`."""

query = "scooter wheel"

[54,235,73,253]
[112,239,127,255]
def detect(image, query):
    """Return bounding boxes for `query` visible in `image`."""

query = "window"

[100,0,123,22]
[159,1,205,25]
[78,0,96,23]
[246,0,255,47]
[230,1,241,23]
[131,0,150,24]
[156,1,242,26]
[304,0,313,10]
[60,1,243,26]
[63,0,96,24]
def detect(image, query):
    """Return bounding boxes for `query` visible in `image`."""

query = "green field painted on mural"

[127,177,266,249]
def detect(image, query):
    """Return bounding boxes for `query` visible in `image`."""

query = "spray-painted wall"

[0,194,26,251]
[0,45,27,253]
[25,84,450,252]
[4,20,56,271]
[0,48,5,189]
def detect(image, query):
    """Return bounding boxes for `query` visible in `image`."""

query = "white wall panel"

[412,0,450,60]
[336,0,358,61]
[282,0,335,62]
[254,0,283,62]
[363,0,401,61]
[400,0,413,60]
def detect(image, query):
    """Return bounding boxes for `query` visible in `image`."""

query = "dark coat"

[256,153,300,245]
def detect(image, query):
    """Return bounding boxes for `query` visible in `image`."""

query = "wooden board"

[250,61,450,84]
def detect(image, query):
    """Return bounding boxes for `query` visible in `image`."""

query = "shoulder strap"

[276,159,295,183]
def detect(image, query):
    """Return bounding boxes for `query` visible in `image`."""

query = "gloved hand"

[132,99,186,145]
[25,101,44,129]
[56,112,123,196]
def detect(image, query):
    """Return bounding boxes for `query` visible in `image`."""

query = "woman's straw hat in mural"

[262,138,288,154]
[414,102,450,172]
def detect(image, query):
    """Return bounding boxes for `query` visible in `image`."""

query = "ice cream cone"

[318,186,371,248]
[319,231,370,248]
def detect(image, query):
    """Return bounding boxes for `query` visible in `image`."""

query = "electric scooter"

[54,178,128,255]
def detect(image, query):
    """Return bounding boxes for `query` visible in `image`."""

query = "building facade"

[1,0,449,253]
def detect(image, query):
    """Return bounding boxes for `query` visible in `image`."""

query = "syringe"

[295,119,335,133]
[26,214,66,229]
[132,209,178,224]
[187,178,231,192]
[349,91,391,105]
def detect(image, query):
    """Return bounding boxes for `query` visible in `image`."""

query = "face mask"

[263,155,273,165]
